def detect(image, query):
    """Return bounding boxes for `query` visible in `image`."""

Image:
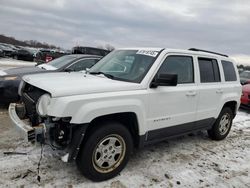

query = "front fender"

[71,99,146,135]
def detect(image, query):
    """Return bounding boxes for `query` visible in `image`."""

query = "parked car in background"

[34,49,67,64]
[0,44,15,57]
[0,49,4,57]
[241,83,250,107]
[0,43,18,51]
[239,70,250,85]
[0,54,101,104]
[11,47,38,61]
[72,46,110,56]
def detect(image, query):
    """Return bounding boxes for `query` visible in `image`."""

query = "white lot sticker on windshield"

[136,50,159,57]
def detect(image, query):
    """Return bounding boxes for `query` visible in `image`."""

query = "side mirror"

[86,68,90,73]
[150,74,178,88]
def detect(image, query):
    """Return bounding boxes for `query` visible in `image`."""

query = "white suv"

[9,48,241,181]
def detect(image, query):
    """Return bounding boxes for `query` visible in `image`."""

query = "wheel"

[76,121,133,181]
[207,107,233,140]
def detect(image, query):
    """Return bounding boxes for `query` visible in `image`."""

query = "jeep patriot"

[9,48,241,181]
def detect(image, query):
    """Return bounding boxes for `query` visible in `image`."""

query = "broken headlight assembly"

[36,93,51,117]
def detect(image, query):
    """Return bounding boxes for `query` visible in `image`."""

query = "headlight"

[36,94,51,117]
[4,76,17,80]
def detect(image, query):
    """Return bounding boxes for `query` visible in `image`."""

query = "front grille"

[22,83,46,126]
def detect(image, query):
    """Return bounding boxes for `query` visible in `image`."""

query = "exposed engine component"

[49,122,71,148]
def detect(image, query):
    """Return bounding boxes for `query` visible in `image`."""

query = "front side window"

[221,60,237,81]
[90,50,161,83]
[157,56,194,84]
[198,58,221,83]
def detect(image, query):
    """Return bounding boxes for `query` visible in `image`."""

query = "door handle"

[216,89,223,94]
[186,91,197,96]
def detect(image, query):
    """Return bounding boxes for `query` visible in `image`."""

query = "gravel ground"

[0,105,249,188]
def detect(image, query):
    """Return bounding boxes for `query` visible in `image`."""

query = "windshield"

[47,55,76,69]
[240,71,250,79]
[89,50,160,83]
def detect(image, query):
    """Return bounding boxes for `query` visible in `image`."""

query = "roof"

[117,47,233,61]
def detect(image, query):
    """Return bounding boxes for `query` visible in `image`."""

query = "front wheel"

[76,122,133,181]
[207,107,233,140]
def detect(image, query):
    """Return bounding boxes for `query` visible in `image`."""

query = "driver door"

[147,54,198,139]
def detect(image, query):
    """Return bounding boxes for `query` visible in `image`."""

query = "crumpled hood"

[22,72,143,97]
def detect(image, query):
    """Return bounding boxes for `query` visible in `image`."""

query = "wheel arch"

[221,100,238,118]
[84,112,141,148]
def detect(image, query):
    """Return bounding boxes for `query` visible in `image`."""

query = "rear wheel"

[76,122,133,181]
[207,107,233,140]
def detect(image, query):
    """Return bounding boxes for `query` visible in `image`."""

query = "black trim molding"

[138,118,215,147]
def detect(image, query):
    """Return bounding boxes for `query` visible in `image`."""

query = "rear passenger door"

[196,57,222,122]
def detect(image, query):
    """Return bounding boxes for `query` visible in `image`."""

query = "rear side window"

[221,60,237,81]
[198,58,220,83]
[157,56,194,84]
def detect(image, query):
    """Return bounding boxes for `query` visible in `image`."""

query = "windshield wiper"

[89,72,114,79]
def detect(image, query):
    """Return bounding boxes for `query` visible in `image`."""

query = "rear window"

[198,58,220,83]
[221,60,237,81]
[48,55,75,68]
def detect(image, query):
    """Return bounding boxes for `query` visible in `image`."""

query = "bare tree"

[0,34,60,49]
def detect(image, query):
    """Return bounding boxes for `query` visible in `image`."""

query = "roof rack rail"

[188,48,228,57]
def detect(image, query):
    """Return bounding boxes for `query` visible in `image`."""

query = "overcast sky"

[0,0,250,64]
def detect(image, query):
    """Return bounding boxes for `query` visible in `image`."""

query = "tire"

[207,107,233,140]
[76,121,133,181]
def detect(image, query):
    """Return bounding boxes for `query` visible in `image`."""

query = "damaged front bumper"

[8,103,44,142]
[8,103,89,163]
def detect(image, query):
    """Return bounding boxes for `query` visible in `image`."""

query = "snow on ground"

[0,58,36,70]
[0,106,249,188]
